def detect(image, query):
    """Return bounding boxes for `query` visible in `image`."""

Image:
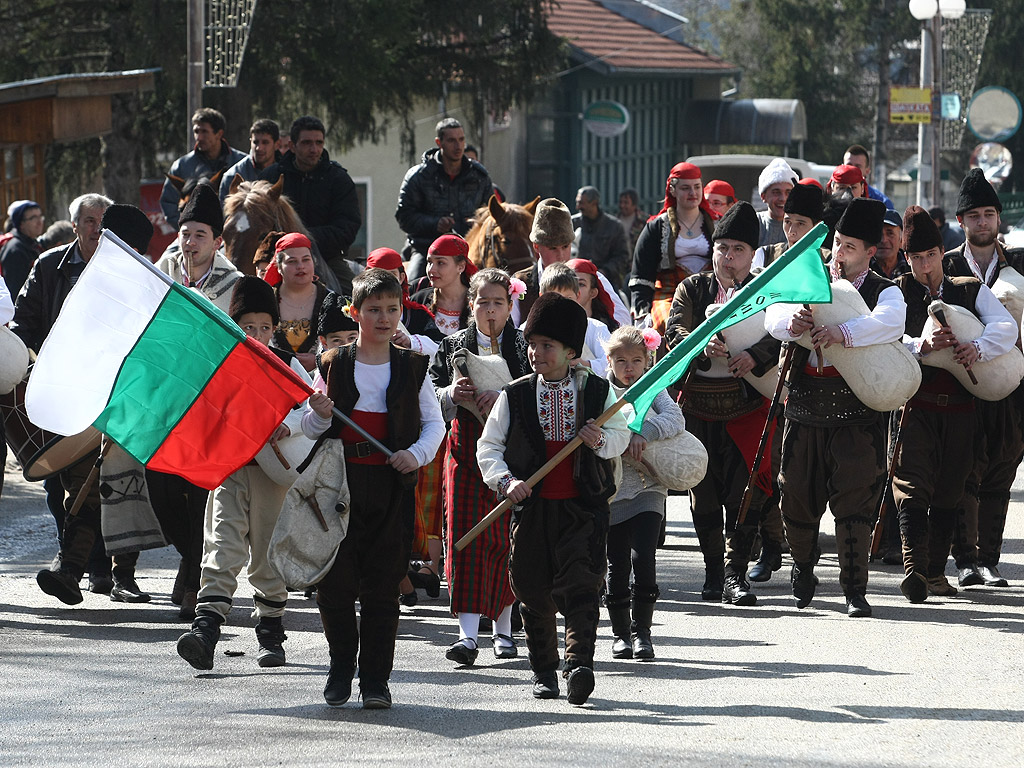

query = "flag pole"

[454,397,629,551]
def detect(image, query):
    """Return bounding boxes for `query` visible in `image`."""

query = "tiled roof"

[546,0,736,74]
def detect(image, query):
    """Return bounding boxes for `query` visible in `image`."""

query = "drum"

[0,362,56,469]
[22,426,103,482]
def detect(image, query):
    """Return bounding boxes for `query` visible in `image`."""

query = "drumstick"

[804,304,824,375]
[929,304,979,385]
[270,438,290,470]
[67,439,113,518]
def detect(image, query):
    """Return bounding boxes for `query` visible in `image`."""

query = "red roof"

[546,0,736,74]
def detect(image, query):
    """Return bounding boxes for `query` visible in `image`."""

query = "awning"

[681,99,807,145]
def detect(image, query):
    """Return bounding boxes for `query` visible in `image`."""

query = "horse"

[466,195,540,274]
[221,176,342,293]
[166,169,225,219]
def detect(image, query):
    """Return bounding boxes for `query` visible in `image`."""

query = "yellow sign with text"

[890,87,932,124]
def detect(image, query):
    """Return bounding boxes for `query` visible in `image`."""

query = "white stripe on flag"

[26,232,173,436]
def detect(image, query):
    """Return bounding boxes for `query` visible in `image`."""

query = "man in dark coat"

[259,115,362,286]
[395,117,494,281]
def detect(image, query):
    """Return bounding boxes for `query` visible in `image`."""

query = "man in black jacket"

[260,116,362,288]
[395,117,494,281]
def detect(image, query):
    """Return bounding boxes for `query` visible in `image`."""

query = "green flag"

[622,221,832,432]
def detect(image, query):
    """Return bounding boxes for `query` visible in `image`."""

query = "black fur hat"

[229,275,279,326]
[318,291,358,336]
[712,201,760,249]
[902,205,943,254]
[101,204,154,254]
[784,183,824,222]
[835,198,885,246]
[955,168,1001,216]
[178,182,224,237]
[524,292,588,358]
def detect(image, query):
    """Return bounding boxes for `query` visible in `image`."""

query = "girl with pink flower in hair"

[601,326,685,661]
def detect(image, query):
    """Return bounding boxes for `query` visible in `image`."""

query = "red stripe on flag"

[147,339,312,490]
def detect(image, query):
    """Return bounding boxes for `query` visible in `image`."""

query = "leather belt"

[344,441,374,459]
[911,390,971,407]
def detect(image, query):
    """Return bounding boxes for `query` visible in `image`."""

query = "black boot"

[791,562,816,609]
[324,662,355,707]
[176,611,223,670]
[897,505,928,603]
[630,587,658,660]
[748,537,783,582]
[694,525,726,601]
[605,593,632,659]
[255,616,287,667]
[837,516,873,618]
[724,526,757,606]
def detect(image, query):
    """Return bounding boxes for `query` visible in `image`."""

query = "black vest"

[503,371,616,507]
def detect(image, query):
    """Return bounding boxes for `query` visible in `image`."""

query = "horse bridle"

[482,217,531,272]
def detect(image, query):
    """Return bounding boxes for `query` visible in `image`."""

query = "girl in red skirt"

[429,268,531,664]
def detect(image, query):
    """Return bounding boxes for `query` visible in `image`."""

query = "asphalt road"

[1,457,1022,767]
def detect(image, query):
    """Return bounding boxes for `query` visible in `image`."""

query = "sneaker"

[445,638,479,666]
[324,664,354,707]
[531,671,559,699]
[176,614,222,671]
[491,634,518,659]
[360,680,392,710]
[37,568,84,605]
[565,666,595,706]
[110,577,151,603]
[255,621,287,668]
[927,575,958,596]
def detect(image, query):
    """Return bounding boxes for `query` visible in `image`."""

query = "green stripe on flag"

[94,286,242,463]
[622,222,832,432]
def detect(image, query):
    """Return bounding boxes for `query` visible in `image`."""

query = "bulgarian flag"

[623,222,833,431]
[26,231,311,490]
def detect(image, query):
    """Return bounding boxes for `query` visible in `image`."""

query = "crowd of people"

[1,110,1019,712]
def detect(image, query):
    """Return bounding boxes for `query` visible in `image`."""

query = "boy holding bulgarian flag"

[302,268,444,710]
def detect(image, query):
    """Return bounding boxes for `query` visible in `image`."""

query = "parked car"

[685,154,833,211]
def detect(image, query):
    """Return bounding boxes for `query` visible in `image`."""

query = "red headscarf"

[567,258,615,320]
[830,164,865,193]
[428,233,478,276]
[703,179,736,202]
[799,177,824,190]
[656,161,719,221]
[366,247,433,317]
[274,232,313,253]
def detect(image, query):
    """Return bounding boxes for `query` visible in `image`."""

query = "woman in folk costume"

[429,267,530,664]
[404,235,478,604]
[629,162,718,336]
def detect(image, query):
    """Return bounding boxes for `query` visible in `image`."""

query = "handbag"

[267,438,351,589]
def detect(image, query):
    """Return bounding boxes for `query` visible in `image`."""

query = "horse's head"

[221,176,303,275]
[466,195,540,274]
[168,169,226,214]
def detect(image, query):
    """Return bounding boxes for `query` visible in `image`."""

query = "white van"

[686,154,833,211]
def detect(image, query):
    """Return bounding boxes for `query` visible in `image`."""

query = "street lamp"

[909,0,966,207]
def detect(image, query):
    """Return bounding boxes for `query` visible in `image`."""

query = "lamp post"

[908,0,966,207]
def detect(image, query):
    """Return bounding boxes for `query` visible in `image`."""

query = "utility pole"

[187,0,204,149]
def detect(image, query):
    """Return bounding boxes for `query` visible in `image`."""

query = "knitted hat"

[274,232,312,253]
[7,199,39,231]
[758,158,798,194]
[229,275,280,325]
[956,167,1001,215]
[366,247,404,271]
[178,182,224,237]
[902,205,943,254]
[101,204,154,254]
[835,198,886,245]
[523,292,588,358]
[530,198,575,247]
[712,201,760,249]
[784,183,824,221]
[318,291,358,336]
[831,164,865,188]
[703,179,736,201]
